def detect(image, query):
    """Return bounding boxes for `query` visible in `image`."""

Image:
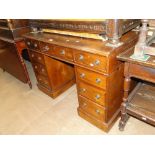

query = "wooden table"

[117,47,155,131]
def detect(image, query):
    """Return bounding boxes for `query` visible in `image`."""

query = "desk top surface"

[24,31,138,57]
[117,47,155,69]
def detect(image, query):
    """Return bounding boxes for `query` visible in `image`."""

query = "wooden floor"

[0,61,154,135]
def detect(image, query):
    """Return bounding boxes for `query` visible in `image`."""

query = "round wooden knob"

[80,73,85,78]
[95,109,100,114]
[79,55,84,61]
[96,78,101,84]
[95,94,101,100]
[43,46,49,52]
[38,57,42,60]
[80,88,86,93]
[94,60,100,65]
[34,43,38,47]
[60,50,65,55]
[82,102,87,107]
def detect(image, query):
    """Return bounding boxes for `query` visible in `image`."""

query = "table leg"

[119,76,131,131]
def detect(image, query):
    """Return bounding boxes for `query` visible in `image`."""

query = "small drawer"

[74,50,107,72]
[32,63,47,76]
[36,74,51,89]
[78,96,106,122]
[25,39,40,50]
[76,67,107,90]
[53,45,73,61]
[29,50,44,65]
[40,42,54,54]
[77,81,106,106]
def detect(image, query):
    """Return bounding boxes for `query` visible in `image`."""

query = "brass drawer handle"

[42,46,49,52]
[38,78,42,81]
[95,109,100,115]
[31,54,34,58]
[79,55,84,61]
[80,73,85,78]
[34,43,38,47]
[27,41,30,45]
[94,60,100,66]
[95,94,101,100]
[34,65,38,69]
[60,50,65,55]
[80,88,86,93]
[96,78,101,84]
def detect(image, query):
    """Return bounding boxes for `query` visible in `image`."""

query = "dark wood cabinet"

[0,19,31,88]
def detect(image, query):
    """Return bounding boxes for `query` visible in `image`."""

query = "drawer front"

[32,63,47,76]
[129,63,155,83]
[40,42,54,54]
[53,46,73,61]
[25,39,40,51]
[78,96,106,121]
[77,81,106,106]
[76,67,107,89]
[74,51,107,72]
[36,73,51,89]
[29,50,44,65]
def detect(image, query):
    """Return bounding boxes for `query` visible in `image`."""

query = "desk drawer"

[53,45,73,61]
[129,63,155,83]
[40,42,54,54]
[77,81,106,106]
[74,50,107,72]
[36,73,51,89]
[76,67,107,90]
[25,39,40,51]
[29,50,44,65]
[78,96,106,122]
[32,63,47,76]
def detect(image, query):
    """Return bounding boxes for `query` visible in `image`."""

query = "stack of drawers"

[74,51,124,131]
[25,38,75,98]
[24,31,138,132]
[26,39,51,90]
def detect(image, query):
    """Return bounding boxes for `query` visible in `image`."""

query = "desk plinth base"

[37,79,75,99]
[78,107,120,132]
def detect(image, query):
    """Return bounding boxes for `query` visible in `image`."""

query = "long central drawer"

[40,42,74,62]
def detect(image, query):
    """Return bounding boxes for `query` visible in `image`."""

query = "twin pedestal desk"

[24,31,138,132]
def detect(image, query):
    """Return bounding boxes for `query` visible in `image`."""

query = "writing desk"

[24,30,138,132]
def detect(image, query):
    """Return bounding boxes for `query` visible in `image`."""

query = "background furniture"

[0,19,32,88]
[118,19,155,131]
[24,19,139,132]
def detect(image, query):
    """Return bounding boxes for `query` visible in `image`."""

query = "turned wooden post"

[119,62,131,131]
[106,19,123,47]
